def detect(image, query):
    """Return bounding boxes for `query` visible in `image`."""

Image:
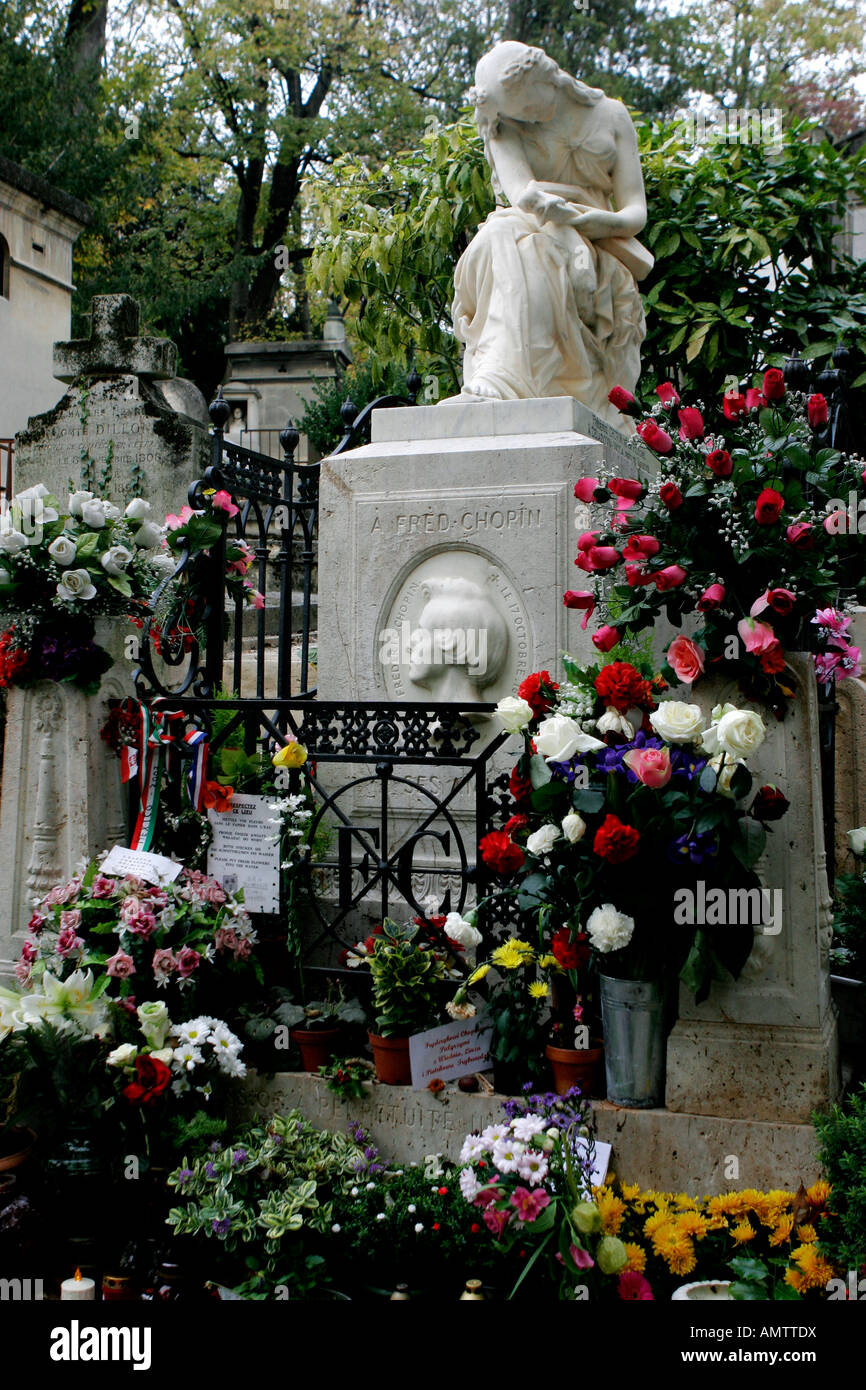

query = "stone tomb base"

[234,1072,820,1195]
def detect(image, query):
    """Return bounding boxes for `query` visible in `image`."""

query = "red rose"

[563,591,596,630]
[723,392,747,420]
[608,477,644,501]
[625,563,654,587]
[122,1055,172,1107]
[518,671,558,716]
[677,407,704,441]
[592,625,620,653]
[807,393,829,428]
[503,813,529,837]
[594,661,654,713]
[636,420,674,454]
[551,928,591,972]
[480,830,525,875]
[767,588,796,616]
[750,785,790,821]
[706,449,732,477]
[655,382,680,408]
[593,814,640,864]
[762,368,786,401]
[574,478,601,502]
[653,564,687,591]
[697,583,725,612]
[786,521,813,551]
[608,386,639,416]
[745,388,765,411]
[587,545,621,571]
[659,481,683,510]
[577,530,599,553]
[622,534,660,561]
[509,765,532,803]
[755,488,785,525]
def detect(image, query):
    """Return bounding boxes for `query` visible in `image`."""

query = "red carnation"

[762,368,786,401]
[759,641,786,674]
[480,830,525,875]
[518,670,558,716]
[593,814,640,864]
[807,394,828,428]
[594,661,654,714]
[551,928,590,972]
[503,813,529,837]
[122,1055,172,1107]
[706,449,732,478]
[755,488,785,525]
[659,482,683,510]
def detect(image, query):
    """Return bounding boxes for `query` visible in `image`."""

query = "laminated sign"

[409,1014,493,1090]
[206,794,280,913]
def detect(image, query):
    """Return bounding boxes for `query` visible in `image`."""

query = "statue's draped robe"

[452,102,646,425]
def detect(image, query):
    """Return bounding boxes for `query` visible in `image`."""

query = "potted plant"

[283,985,366,1074]
[476,664,788,1108]
[349,918,448,1085]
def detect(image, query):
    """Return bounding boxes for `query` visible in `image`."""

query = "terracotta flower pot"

[368,1031,412,1086]
[545,1040,605,1098]
[290,1026,343,1074]
[0,1127,36,1173]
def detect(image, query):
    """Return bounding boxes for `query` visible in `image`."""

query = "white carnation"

[526,823,561,856]
[586,903,635,954]
[561,812,587,844]
[443,912,483,951]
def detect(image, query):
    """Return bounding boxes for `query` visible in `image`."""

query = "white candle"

[60,1269,96,1300]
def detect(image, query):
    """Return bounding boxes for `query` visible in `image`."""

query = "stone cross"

[53,293,177,383]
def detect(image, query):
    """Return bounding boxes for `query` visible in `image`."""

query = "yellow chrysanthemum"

[676,1211,710,1240]
[619,1182,641,1201]
[491,939,534,970]
[673,1193,700,1211]
[652,1225,697,1276]
[467,963,490,985]
[528,981,549,1000]
[644,1207,673,1240]
[597,1189,626,1236]
[787,1244,837,1292]
[537,953,558,971]
[795,1223,818,1244]
[707,1192,745,1218]
[731,1219,756,1245]
[768,1213,795,1246]
[624,1242,646,1273]
[806,1180,831,1208]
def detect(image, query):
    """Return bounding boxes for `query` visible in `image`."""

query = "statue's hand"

[516,182,570,224]
[568,208,624,240]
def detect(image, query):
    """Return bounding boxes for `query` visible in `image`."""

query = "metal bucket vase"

[600,975,666,1108]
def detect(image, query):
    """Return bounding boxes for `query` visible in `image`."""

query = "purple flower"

[209,1140,221,1153]
[212,1217,231,1236]
[667,831,719,866]
[231,1149,247,1165]
[548,757,588,782]
[204,1162,216,1178]
[669,746,708,781]
[177,1167,193,1185]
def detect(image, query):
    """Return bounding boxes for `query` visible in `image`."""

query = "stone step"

[226,593,318,641]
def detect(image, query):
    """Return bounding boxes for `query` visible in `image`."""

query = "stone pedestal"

[14,294,209,520]
[835,675,866,871]
[665,655,839,1122]
[0,620,133,982]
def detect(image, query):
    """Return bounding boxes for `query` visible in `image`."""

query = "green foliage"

[728,1253,802,1301]
[831,871,866,977]
[368,918,447,1037]
[317,1056,375,1100]
[166,1110,367,1298]
[297,360,412,456]
[813,1083,866,1272]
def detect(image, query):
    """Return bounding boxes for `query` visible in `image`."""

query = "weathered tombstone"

[14,294,209,518]
[665,655,840,1122]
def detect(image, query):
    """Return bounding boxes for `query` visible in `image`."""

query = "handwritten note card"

[409,1014,493,1090]
[100,846,183,885]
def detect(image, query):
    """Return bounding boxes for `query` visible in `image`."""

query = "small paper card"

[100,846,183,885]
[409,1013,493,1091]
[207,793,280,914]
[575,1137,612,1191]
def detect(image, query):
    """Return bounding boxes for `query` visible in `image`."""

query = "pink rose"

[106,950,136,979]
[592,625,620,653]
[786,522,814,551]
[677,407,704,441]
[27,910,46,934]
[587,546,621,571]
[698,583,725,612]
[625,564,655,587]
[212,490,240,517]
[91,874,118,899]
[623,747,673,788]
[737,617,777,654]
[20,940,38,964]
[152,948,176,983]
[234,938,252,961]
[120,896,144,922]
[636,420,674,454]
[563,591,596,630]
[655,382,680,408]
[175,946,202,978]
[608,477,644,501]
[577,530,599,553]
[745,388,765,411]
[667,636,705,684]
[14,962,31,987]
[215,927,238,953]
[653,564,687,591]
[57,926,84,958]
[574,478,600,503]
[126,911,157,939]
[59,909,82,933]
